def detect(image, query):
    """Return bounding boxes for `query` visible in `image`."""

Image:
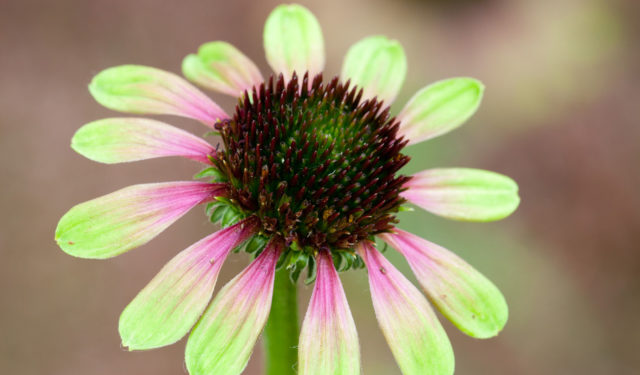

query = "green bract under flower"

[207,72,410,279]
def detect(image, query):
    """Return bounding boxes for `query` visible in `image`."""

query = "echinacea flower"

[55,4,520,375]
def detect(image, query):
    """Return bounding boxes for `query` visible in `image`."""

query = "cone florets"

[210,72,409,275]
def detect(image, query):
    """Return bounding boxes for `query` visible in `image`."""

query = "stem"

[264,268,299,375]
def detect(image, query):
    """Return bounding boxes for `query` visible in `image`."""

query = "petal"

[398,78,484,145]
[340,36,407,104]
[55,182,227,259]
[185,239,283,375]
[263,4,325,81]
[299,251,360,375]
[119,218,258,350]
[71,118,215,164]
[182,41,263,97]
[381,229,508,339]
[89,65,227,127]
[357,241,454,375]
[402,168,520,222]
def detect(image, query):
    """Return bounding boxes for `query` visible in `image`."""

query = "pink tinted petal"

[119,218,259,350]
[402,168,520,222]
[55,182,228,259]
[72,118,216,164]
[89,65,228,127]
[357,241,454,375]
[299,251,360,375]
[381,229,508,339]
[182,41,264,97]
[185,239,283,375]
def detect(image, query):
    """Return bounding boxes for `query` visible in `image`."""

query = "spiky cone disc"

[212,72,410,275]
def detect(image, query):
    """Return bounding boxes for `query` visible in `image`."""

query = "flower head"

[56,4,519,375]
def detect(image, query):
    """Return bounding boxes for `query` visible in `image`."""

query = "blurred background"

[1,0,638,374]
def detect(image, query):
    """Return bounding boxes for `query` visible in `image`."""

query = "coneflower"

[55,4,520,375]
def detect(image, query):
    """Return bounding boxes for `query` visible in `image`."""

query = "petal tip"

[182,42,263,97]
[55,213,91,259]
[465,309,509,339]
[340,35,407,104]
[264,3,325,79]
[399,77,485,144]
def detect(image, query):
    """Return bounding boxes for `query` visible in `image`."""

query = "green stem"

[264,268,299,375]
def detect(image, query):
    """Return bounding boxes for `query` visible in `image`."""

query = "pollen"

[214,72,410,253]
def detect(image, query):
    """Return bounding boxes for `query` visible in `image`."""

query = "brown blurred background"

[1,0,639,374]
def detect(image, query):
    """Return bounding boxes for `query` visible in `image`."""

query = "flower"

[55,3,520,375]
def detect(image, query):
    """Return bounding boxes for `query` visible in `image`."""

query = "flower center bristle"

[214,72,410,260]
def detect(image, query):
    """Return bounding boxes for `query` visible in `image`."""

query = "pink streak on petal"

[158,217,259,293]
[131,182,227,236]
[140,82,228,128]
[150,217,259,313]
[379,229,437,272]
[379,229,508,339]
[225,239,283,303]
[306,251,351,323]
[358,241,421,309]
[119,217,259,349]
[138,128,216,164]
[213,62,263,96]
[400,171,446,213]
[356,240,454,375]
[144,181,227,215]
[170,86,228,127]
[185,238,284,374]
[131,121,215,163]
[56,181,230,259]
[400,188,436,214]
[95,118,216,164]
[401,168,519,222]
[299,251,360,375]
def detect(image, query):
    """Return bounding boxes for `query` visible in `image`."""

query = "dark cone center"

[214,72,410,252]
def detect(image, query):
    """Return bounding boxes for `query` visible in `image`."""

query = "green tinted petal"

[71,118,214,164]
[382,230,508,338]
[398,78,484,145]
[119,221,256,350]
[89,65,226,127]
[182,41,263,96]
[403,168,520,222]
[358,242,454,375]
[263,4,325,80]
[340,36,407,104]
[298,252,360,375]
[55,182,225,258]
[185,242,282,375]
